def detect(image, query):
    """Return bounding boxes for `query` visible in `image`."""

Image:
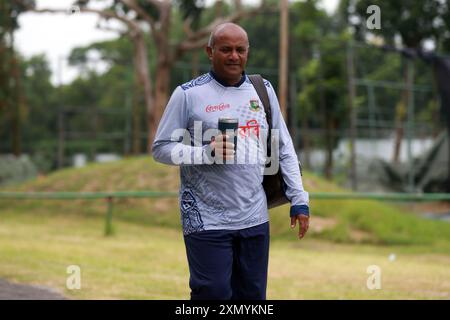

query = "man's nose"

[229,49,239,60]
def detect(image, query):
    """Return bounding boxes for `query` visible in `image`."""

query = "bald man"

[152,23,309,300]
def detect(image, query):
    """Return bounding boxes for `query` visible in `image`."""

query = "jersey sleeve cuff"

[290,205,309,217]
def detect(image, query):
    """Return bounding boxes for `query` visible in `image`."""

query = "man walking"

[152,23,309,300]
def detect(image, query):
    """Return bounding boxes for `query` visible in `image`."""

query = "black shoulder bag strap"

[248,74,303,177]
[248,74,273,159]
[248,74,290,208]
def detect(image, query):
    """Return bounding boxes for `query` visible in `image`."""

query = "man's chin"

[225,65,242,72]
[224,69,243,78]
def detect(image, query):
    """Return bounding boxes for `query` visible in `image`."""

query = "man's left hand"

[290,214,309,239]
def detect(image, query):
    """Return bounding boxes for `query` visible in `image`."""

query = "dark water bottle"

[218,117,238,152]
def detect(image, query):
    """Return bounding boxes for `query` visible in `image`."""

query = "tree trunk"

[132,46,143,155]
[278,0,289,119]
[132,70,143,154]
[149,1,172,154]
[131,31,154,155]
[299,46,311,169]
[317,49,332,179]
[392,109,405,163]
[301,112,311,169]
[392,62,409,163]
[10,34,22,156]
[192,50,199,78]
[150,53,171,150]
[324,116,334,180]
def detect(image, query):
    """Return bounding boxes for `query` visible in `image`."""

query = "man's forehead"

[213,24,248,45]
[214,32,248,46]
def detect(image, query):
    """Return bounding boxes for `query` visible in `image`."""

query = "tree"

[67,36,145,154]
[20,0,268,153]
[298,33,349,180]
[290,0,333,170]
[0,0,34,155]
[342,0,450,162]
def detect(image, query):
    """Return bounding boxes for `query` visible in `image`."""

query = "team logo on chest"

[249,99,260,112]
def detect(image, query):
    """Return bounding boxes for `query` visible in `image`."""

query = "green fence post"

[105,196,114,236]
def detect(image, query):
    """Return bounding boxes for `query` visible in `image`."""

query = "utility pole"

[278,0,289,120]
[347,39,357,191]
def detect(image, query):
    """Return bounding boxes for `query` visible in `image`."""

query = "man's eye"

[220,48,232,53]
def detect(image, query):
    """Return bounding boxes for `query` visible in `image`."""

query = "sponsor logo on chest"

[205,103,231,113]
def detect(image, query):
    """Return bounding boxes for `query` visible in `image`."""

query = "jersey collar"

[209,70,247,87]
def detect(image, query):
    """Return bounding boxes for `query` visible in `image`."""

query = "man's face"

[207,28,249,85]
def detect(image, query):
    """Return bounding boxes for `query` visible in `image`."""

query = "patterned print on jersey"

[181,73,213,91]
[181,190,204,235]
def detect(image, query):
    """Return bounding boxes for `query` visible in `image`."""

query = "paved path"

[0,279,66,300]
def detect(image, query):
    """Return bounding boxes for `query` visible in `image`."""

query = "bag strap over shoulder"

[249,74,273,159]
[248,74,303,176]
[248,74,272,129]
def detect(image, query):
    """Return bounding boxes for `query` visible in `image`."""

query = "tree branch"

[182,17,194,38]
[174,3,273,60]
[95,20,129,37]
[19,2,142,34]
[144,0,164,9]
[121,0,156,31]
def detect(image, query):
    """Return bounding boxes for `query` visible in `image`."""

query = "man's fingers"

[215,155,234,161]
[219,149,235,158]
[219,147,235,155]
[299,219,306,239]
[214,145,235,162]
[290,216,296,228]
[213,135,235,163]
[215,134,229,142]
[215,142,235,151]
[215,143,235,161]
[299,215,309,239]
[224,142,236,150]
[291,215,309,239]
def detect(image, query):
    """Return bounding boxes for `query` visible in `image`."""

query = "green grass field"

[0,157,449,299]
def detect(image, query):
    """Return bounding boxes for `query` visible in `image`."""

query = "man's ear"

[206,46,213,60]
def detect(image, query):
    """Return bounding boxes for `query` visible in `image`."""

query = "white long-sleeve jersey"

[152,72,309,235]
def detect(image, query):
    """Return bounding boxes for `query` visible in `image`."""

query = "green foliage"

[20,55,58,140]
[1,53,59,160]
[3,0,448,177]
[241,10,280,75]
[0,0,34,32]
[297,33,348,146]
[346,0,450,51]
[0,155,37,186]
[175,0,205,30]
[111,0,160,21]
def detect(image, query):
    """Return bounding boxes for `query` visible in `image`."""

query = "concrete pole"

[278,0,289,120]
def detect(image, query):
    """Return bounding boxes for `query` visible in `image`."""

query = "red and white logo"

[239,119,260,138]
[205,103,231,113]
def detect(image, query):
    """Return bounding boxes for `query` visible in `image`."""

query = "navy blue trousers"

[183,222,270,300]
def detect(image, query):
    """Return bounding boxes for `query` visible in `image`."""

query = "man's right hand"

[210,134,235,162]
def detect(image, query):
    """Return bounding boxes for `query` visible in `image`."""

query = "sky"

[14,0,340,85]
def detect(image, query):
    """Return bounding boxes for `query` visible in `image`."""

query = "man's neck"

[209,70,246,87]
